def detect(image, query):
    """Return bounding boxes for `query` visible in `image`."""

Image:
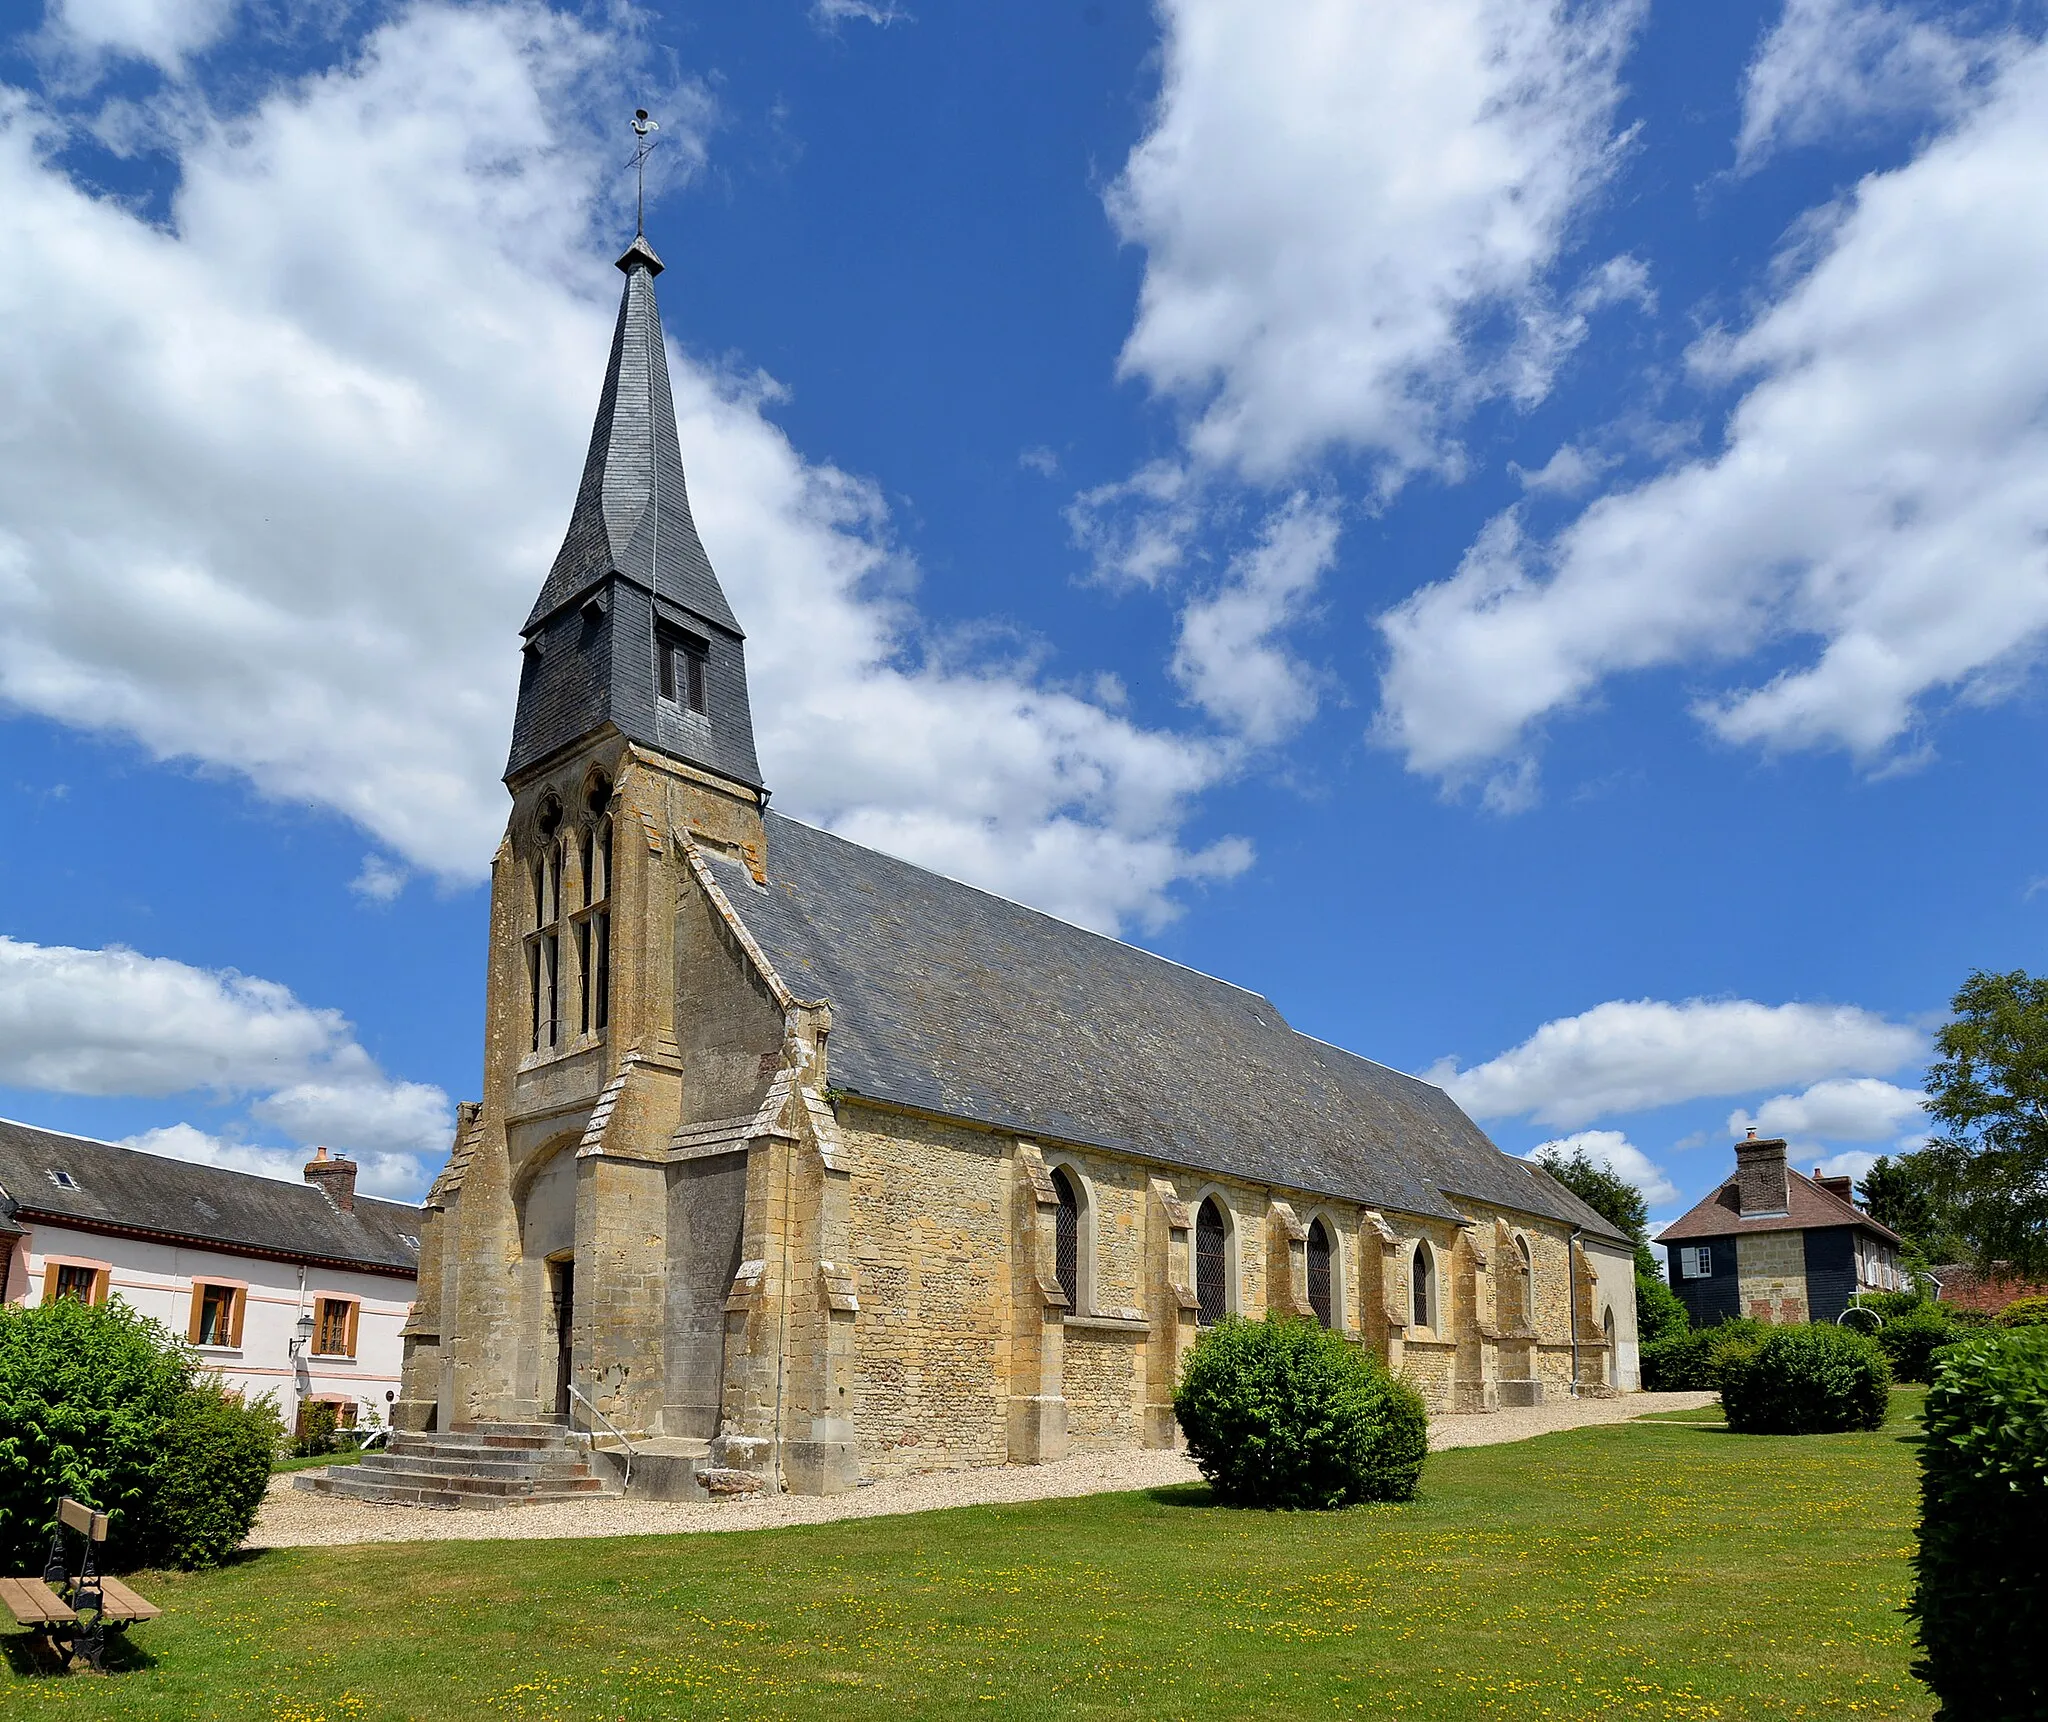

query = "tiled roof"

[1656,1165,1901,1246]
[0,1118,421,1276]
[712,814,1628,1242]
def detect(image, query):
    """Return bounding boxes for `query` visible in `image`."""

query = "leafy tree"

[1535,1145,1689,1342]
[1921,969,2048,1277]
[1857,1151,1960,1262]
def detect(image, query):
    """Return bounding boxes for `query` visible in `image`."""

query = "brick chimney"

[1814,1167,1856,1204]
[1734,1130,1790,1216]
[303,1146,358,1213]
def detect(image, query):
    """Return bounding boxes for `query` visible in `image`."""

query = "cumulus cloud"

[1729,1075,1926,1142]
[1737,0,2015,171]
[121,1122,427,1202]
[1170,494,1335,746]
[349,854,407,903]
[1432,996,1923,1130]
[1106,0,1643,486]
[0,935,451,1192]
[1527,1128,1679,1207]
[40,0,240,72]
[0,1,1240,936]
[1378,37,2048,801]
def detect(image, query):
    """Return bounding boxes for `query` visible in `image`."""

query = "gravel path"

[248,1391,1718,1550]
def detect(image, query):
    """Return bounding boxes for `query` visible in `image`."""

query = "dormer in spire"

[506,237,762,792]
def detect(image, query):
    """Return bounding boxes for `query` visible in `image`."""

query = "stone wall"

[1737,1230,1809,1325]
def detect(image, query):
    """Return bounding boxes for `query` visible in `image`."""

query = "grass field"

[4,1396,1931,1721]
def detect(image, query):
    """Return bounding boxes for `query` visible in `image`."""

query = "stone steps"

[294,1417,615,1510]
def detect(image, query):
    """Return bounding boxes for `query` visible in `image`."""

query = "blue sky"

[1,0,2044,1241]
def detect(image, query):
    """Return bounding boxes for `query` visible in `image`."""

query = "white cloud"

[1729,1075,1925,1142]
[1527,1128,1679,1207]
[1812,1147,1882,1183]
[1170,493,1335,746]
[1432,996,1922,1130]
[1737,0,2014,171]
[1378,37,2048,800]
[0,935,451,1192]
[1106,0,1642,486]
[1512,444,1614,498]
[349,854,407,903]
[42,0,239,72]
[811,0,913,28]
[121,1122,426,1201]
[0,1,1241,937]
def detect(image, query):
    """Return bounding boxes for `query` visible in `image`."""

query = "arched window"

[1196,1198,1228,1325]
[1601,1306,1616,1386]
[527,797,565,1053]
[574,776,613,1039]
[1411,1240,1434,1331]
[1306,1218,1334,1328]
[1515,1234,1535,1326]
[1051,1166,1080,1312]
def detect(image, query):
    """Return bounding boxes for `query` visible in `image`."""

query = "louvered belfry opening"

[1307,1219,1333,1328]
[1196,1198,1227,1324]
[1052,1167,1080,1311]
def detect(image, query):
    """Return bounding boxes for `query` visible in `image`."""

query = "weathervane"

[631,109,660,238]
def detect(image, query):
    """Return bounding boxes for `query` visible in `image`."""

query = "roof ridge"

[763,813,1277,1007]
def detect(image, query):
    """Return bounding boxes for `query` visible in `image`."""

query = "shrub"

[1876,1306,1959,1384]
[140,1380,284,1570]
[1996,1294,2048,1328]
[1640,1318,1764,1391]
[1718,1324,1891,1434]
[1174,1314,1428,1509]
[1853,1289,1930,1322]
[1635,1270,1690,1345]
[292,1400,340,1458]
[0,1297,192,1570]
[1909,1328,2048,1720]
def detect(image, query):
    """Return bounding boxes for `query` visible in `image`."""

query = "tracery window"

[1196,1198,1228,1325]
[1412,1240,1435,1331]
[1051,1166,1080,1312]
[574,779,613,1037]
[1306,1218,1334,1328]
[526,798,564,1054]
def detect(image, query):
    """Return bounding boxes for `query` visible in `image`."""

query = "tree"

[1921,969,2048,1277]
[1534,1146,1689,1342]
[1857,1150,1960,1264]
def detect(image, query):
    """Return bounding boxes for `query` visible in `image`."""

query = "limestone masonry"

[396,231,1641,1496]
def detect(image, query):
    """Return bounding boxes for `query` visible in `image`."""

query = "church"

[392,229,1640,1497]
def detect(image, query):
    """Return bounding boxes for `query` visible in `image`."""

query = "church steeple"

[506,236,763,792]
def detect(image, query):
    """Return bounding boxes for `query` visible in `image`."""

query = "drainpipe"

[1568,1227,1582,1398]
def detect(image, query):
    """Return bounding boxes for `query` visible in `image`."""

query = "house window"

[312,1297,358,1358]
[1051,1167,1080,1311]
[656,626,708,715]
[189,1283,245,1348]
[1412,1241,1434,1330]
[1195,1198,1228,1325]
[1306,1218,1334,1328]
[47,1263,105,1305]
[1679,1246,1713,1280]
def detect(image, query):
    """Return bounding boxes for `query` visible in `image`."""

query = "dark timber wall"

[1802,1226,1857,1324]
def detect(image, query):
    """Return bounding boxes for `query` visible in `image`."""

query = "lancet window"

[573,779,613,1038]
[1195,1197,1228,1325]
[1051,1166,1080,1311]
[1515,1234,1535,1327]
[1306,1217,1334,1328]
[525,798,565,1054]
[1412,1240,1435,1331]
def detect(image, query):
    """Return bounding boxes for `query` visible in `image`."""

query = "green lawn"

[5,1398,1931,1721]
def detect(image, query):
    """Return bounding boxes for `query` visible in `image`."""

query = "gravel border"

[247,1391,1718,1550]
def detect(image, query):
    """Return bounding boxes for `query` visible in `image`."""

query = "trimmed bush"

[1718,1324,1891,1434]
[1640,1318,1764,1391]
[0,1296,192,1570]
[141,1380,284,1570]
[1996,1294,2048,1328]
[1173,1314,1427,1509]
[1876,1306,1959,1384]
[1909,1328,2048,1720]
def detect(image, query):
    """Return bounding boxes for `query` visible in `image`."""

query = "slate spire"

[506,237,763,790]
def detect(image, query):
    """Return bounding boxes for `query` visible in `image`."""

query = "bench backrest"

[55,1499,108,1543]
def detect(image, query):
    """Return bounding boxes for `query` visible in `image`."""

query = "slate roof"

[710,814,1628,1242]
[0,1118,421,1277]
[506,238,763,790]
[1656,1166,1901,1246]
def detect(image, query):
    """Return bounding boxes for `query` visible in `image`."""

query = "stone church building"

[394,232,1639,1496]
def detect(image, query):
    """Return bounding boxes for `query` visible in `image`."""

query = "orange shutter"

[344,1299,360,1359]
[41,1262,56,1304]
[230,1287,247,1349]
[187,1285,205,1344]
[92,1269,109,1307]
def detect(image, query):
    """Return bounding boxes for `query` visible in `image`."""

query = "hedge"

[1875,1306,1961,1385]
[1910,1328,2048,1720]
[1173,1314,1428,1509]
[1718,1323,1890,1434]
[1640,1318,1765,1391]
[1997,1294,2048,1328]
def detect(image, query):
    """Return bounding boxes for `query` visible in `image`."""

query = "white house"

[0,1118,419,1435]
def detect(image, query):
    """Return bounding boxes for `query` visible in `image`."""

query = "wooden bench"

[1,1498,160,1671]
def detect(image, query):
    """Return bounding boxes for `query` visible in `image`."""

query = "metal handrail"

[565,1382,636,1492]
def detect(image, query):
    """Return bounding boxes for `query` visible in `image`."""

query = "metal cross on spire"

[631,108,660,238]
